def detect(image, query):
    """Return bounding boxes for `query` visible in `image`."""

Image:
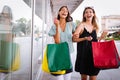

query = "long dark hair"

[57,6,73,22]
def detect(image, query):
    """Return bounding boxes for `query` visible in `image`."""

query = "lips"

[60,13,67,18]
[62,13,67,16]
[87,16,92,18]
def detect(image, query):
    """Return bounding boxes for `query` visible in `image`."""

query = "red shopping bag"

[92,40,120,69]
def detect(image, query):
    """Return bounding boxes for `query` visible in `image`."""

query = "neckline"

[60,23,67,32]
[84,28,94,34]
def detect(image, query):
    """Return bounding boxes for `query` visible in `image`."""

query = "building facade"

[101,15,120,33]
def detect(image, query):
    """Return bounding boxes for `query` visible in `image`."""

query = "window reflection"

[0,0,33,80]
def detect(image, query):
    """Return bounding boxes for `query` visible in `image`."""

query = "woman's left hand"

[85,36,93,41]
[98,30,108,41]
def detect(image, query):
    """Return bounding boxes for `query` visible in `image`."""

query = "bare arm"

[98,30,108,41]
[53,18,60,44]
[72,23,92,42]
[73,34,93,42]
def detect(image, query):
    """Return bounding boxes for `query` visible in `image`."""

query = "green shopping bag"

[0,40,20,71]
[47,42,72,72]
[42,46,66,74]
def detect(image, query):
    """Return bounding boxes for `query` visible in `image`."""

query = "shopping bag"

[0,40,20,72]
[47,42,72,72]
[92,40,120,69]
[42,46,66,74]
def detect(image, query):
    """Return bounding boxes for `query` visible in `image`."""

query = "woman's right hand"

[54,18,59,27]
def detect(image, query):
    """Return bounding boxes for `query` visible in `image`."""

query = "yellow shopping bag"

[11,44,20,71]
[42,46,66,74]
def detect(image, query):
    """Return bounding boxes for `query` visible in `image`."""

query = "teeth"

[63,14,66,16]
[87,16,91,18]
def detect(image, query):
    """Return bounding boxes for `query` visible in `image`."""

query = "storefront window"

[0,0,51,80]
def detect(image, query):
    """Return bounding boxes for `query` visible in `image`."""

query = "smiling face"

[82,7,95,22]
[84,8,94,21]
[57,6,72,22]
[58,6,68,19]
[82,7,99,31]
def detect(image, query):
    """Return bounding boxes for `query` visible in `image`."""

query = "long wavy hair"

[82,7,99,31]
[57,6,73,22]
